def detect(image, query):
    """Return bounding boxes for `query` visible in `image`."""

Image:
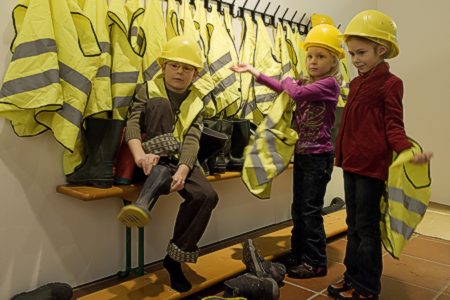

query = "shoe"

[327,279,352,297]
[242,239,286,284]
[224,273,280,300]
[287,262,327,279]
[201,297,247,300]
[277,252,301,269]
[11,282,73,300]
[337,288,379,300]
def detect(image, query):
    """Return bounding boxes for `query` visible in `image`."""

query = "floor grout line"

[400,253,450,267]
[383,274,445,294]
[432,279,450,300]
[283,280,322,295]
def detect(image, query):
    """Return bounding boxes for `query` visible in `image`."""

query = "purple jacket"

[256,73,339,154]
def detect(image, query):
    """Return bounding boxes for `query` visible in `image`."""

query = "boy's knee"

[196,187,219,209]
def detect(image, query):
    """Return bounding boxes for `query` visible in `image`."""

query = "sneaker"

[287,262,327,279]
[327,278,352,298]
[11,282,73,300]
[337,288,379,300]
[242,239,286,284]
[277,252,302,269]
[224,273,280,300]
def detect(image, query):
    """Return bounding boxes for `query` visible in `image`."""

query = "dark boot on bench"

[117,164,172,227]
[11,282,72,300]
[66,118,124,188]
[198,127,229,169]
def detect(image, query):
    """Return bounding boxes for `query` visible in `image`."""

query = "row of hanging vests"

[0,0,350,177]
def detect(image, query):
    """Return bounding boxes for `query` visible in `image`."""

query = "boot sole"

[242,239,266,277]
[117,205,149,227]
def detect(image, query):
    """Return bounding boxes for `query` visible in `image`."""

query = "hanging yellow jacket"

[141,0,165,82]
[284,25,301,79]
[338,53,351,108]
[193,0,209,53]
[80,0,113,118]
[0,0,63,137]
[108,0,143,121]
[237,14,257,120]
[180,0,216,118]
[293,27,307,78]
[147,75,204,142]
[252,16,282,116]
[242,93,298,199]
[206,7,240,115]
[380,138,431,259]
[274,23,295,78]
[126,0,145,57]
[166,0,180,40]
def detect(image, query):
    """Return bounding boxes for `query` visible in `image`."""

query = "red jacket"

[335,62,412,181]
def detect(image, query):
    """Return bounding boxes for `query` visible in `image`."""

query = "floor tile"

[284,261,345,293]
[280,281,317,299]
[380,276,438,299]
[327,238,346,263]
[436,291,450,300]
[402,235,450,265]
[309,293,334,299]
[383,253,450,291]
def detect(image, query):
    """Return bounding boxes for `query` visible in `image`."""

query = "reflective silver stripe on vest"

[282,62,291,74]
[96,65,111,77]
[265,117,285,173]
[255,92,278,104]
[243,100,257,117]
[12,38,57,61]
[143,60,160,82]
[212,73,236,96]
[209,52,232,75]
[202,93,213,105]
[389,215,415,240]
[98,42,111,54]
[59,62,92,95]
[0,69,59,98]
[57,102,82,127]
[388,186,427,216]
[197,62,210,78]
[131,26,138,37]
[112,71,139,84]
[249,147,268,185]
[113,96,133,108]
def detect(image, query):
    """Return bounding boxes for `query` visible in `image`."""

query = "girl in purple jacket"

[231,24,345,279]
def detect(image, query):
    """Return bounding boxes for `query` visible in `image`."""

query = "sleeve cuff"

[125,127,142,142]
[178,155,197,170]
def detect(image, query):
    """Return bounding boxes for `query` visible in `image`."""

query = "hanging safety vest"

[274,23,294,78]
[293,27,307,78]
[141,0,165,82]
[147,75,204,142]
[284,25,301,79]
[252,16,282,116]
[206,7,240,115]
[242,93,298,199]
[166,0,180,40]
[380,138,432,259]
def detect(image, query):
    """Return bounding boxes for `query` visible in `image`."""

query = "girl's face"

[306,47,337,81]
[162,60,197,93]
[346,37,387,74]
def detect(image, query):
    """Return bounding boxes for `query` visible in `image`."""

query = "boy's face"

[346,37,387,74]
[162,60,197,93]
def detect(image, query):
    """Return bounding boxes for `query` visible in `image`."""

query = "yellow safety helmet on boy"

[342,10,399,58]
[303,24,345,59]
[157,35,204,71]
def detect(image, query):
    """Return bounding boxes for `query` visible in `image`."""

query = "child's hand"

[411,152,433,164]
[230,63,260,77]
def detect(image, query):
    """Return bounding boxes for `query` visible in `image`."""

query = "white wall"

[377,0,450,206]
[0,0,377,298]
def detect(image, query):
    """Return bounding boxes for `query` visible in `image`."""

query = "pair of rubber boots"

[117,164,172,227]
[223,239,286,300]
[11,282,72,300]
[66,118,124,188]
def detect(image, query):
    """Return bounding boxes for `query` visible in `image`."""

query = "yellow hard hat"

[158,35,204,71]
[311,13,335,27]
[343,10,399,58]
[303,24,345,59]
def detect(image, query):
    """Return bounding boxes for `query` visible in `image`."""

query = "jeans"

[291,152,334,267]
[343,171,385,295]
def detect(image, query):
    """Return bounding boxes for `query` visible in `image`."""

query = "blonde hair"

[303,49,343,85]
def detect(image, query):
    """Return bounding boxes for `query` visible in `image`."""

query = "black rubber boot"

[11,282,73,300]
[198,127,229,166]
[117,164,172,227]
[224,273,280,300]
[66,118,124,188]
[227,119,253,171]
[321,197,345,215]
[203,119,233,174]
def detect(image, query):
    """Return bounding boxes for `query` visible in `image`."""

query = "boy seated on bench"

[117,35,219,293]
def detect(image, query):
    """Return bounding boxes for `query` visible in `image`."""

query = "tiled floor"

[189,203,450,300]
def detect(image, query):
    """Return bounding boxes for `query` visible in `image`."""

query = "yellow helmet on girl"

[157,35,204,71]
[342,10,399,58]
[303,24,345,59]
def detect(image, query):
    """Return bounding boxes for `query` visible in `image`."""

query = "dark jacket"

[335,62,412,180]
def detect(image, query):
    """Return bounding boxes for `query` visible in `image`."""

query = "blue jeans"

[291,152,334,267]
[343,171,385,295]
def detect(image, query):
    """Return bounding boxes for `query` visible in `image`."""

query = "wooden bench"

[56,170,249,277]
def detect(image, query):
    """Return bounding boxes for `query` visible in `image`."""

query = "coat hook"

[262,2,271,26]
[238,0,248,18]
[204,0,212,12]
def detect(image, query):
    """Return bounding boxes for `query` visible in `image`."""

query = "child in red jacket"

[328,10,432,300]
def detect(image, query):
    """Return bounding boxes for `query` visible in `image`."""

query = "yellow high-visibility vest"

[166,0,180,40]
[274,23,295,78]
[242,93,298,199]
[380,138,432,259]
